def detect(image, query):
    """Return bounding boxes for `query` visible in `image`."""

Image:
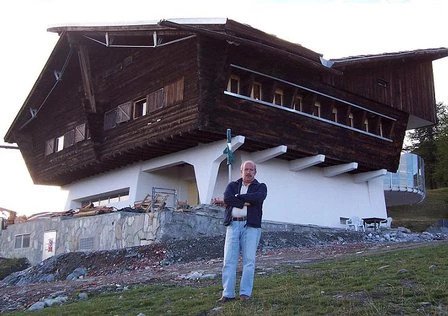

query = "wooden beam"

[77,45,96,113]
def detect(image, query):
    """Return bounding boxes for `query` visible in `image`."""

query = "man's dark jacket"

[223,178,267,228]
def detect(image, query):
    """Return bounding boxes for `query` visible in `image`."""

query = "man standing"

[218,160,267,302]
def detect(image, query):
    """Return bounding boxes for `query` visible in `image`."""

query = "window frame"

[313,101,321,117]
[14,233,31,249]
[251,82,263,100]
[227,75,240,94]
[273,88,284,106]
[133,97,148,119]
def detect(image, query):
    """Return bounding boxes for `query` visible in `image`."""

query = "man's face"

[241,162,256,184]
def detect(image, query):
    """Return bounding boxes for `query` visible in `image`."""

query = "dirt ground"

[0,232,446,313]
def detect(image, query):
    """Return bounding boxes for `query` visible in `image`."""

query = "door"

[42,231,57,261]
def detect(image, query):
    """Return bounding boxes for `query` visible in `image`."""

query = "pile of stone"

[363,226,448,243]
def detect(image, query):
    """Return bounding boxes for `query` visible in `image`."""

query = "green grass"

[8,243,448,315]
[388,187,448,231]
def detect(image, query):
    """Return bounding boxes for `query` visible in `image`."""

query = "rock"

[79,292,89,300]
[66,267,87,280]
[28,301,45,311]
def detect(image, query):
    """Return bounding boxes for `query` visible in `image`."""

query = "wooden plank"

[77,45,96,113]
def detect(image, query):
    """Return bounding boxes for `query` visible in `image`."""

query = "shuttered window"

[45,138,55,156]
[147,88,165,112]
[64,129,75,148]
[116,101,132,124]
[164,77,184,106]
[104,109,117,130]
[74,123,86,143]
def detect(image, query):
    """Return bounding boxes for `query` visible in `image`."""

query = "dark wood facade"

[5,19,447,185]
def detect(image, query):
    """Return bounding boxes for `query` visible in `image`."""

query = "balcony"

[384,153,426,206]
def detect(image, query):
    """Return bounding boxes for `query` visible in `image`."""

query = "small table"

[362,217,386,231]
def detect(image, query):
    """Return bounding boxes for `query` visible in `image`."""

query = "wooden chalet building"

[5,18,448,228]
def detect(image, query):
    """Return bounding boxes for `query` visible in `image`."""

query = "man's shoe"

[217,296,235,303]
[239,295,250,301]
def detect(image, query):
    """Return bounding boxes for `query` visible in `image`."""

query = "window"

[293,95,303,111]
[133,98,147,118]
[116,101,132,124]
[45,138,55,156]
[273,88,284,105]
[64,130,75,149]
[147,88,165,112]
[82,189,130,207]
[364,118,369,132]
[348,113,354,127]
[251,82,262,100]
[14,234,30,249]
[74,123,86,143]
[332,106,338,122]
[45,123,87,156]
[379,120,384,137]
[227,75,240,94]
[56,135,64,152]
[313,101,321,117]
[104,109,117,130]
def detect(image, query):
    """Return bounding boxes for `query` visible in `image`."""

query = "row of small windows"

[226,74,392,138]
[44,78,184,155]
[104,77,184,130]
[81,189,130,208]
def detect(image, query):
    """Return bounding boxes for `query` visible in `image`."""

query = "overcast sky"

[1,0,447,216]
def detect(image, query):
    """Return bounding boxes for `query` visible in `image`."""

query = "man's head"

[241,160,257,185]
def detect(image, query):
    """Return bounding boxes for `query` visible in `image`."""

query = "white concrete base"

[63,137,387,229]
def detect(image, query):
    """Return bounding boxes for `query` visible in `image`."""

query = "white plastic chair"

[347,216,365,232]
[380,217,392,229]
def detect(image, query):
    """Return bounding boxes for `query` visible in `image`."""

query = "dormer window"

[251,82,262,100]
[227,75,240,94]
[273,88,284,105]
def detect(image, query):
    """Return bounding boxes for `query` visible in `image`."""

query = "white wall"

[63,140,387,228]
[64,163,142,210]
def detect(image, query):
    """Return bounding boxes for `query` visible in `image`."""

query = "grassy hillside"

[388,187,448,232]
[7,243,448,315]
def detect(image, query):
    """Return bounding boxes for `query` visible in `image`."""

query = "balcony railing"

[384,153,426,206]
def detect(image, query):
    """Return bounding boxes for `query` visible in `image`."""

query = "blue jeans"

[222,221,261,298]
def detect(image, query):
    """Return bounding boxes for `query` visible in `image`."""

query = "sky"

[0,0,447,217]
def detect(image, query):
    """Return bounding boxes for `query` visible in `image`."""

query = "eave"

[331,47,448,69]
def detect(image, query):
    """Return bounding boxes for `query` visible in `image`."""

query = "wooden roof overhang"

[4,18,338,144]
[4,33,73,143]
[330,47,448,69]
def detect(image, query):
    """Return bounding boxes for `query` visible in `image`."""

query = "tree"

[405,102,447,189]
[434,104,448,187]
